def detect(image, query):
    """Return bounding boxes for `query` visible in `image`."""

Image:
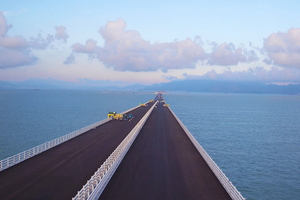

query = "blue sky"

[1,0,300,85]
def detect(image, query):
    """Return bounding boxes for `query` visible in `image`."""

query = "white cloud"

[67,19,262,72]
[0,12,28,49]
[207,42,258,66]
[0,35,28,49]
[63,53,75,64]
[0,11,69,68]
[30,34,54,49]
[64,39,99,63]
[0,47,37,68]
[67,19,207,72]
[0,11,10,37]
[0,11,35,68]
[72,39,98,54]
[264,28,300,68]
[55,25,69,43]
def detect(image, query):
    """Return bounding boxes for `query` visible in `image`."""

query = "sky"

[1,0,300,85]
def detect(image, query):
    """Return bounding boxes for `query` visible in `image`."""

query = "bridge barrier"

[72,101,158,200]
[0,104,141,172]
[168,106,246,200]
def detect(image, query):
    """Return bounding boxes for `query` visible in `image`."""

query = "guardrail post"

[77,191,80,200]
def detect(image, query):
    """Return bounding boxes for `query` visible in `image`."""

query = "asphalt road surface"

[0,101,155,200]
[99,100,232,200]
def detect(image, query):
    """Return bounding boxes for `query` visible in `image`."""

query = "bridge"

[0,93,245,200]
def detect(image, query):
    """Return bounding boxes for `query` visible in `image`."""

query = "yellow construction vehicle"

[140,103,148,107]
[108,112,123,120]
[149,100,153,103]
[163,104,170,107]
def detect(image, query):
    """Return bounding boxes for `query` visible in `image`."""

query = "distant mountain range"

[1,79,300,95]
[0,79,146,91]
[145,80,300,94]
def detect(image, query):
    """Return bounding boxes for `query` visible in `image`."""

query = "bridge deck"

[0,102,155,200]
[100,100,231,200]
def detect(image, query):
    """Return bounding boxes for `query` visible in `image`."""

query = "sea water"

[0,90,299,199]
[164,93,300,200]
[0,90,153,159]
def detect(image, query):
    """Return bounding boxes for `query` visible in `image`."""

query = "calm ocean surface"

[1,90,299,199]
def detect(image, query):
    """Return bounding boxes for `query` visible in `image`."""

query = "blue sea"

[0,90,299,200]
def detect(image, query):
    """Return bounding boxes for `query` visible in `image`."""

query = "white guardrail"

[0,104,141,172]
[168,106,246,200]
[72,101,158,200]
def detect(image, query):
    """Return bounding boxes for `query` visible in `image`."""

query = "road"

[0,100,155,200]
[100,100,231,200]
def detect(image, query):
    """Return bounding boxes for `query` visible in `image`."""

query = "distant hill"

[1,79,300,94]
[144,80,300,94]
[0,79,146,91]
[0,81,14,89]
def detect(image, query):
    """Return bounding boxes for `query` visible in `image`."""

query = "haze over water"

[0,90,299,200]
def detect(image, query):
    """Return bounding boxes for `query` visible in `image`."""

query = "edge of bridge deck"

[168,105,245,200]
[0,102,142,172]
[72,101,159,200]
[0,93,244,200]
[97,94,245,200]
[0,98,157,200]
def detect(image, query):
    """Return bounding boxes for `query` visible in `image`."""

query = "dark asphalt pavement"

[0,101,155,200]
[99,100,231,200]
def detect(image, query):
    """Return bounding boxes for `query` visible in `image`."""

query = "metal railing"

[168,106,246,200]
[0,104,141,172]
[72,101,158,200]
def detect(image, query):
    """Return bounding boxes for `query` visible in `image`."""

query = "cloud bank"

[67,19,207,72]
[0,11,68,69]
[67,19,256,72]
[264,28,300,69]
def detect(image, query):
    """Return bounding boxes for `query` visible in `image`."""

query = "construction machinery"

[140,103,148,107]
[149,100,154,103]
[108,112,133,121]
[108,112,123,120]
[123,113,133,121]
